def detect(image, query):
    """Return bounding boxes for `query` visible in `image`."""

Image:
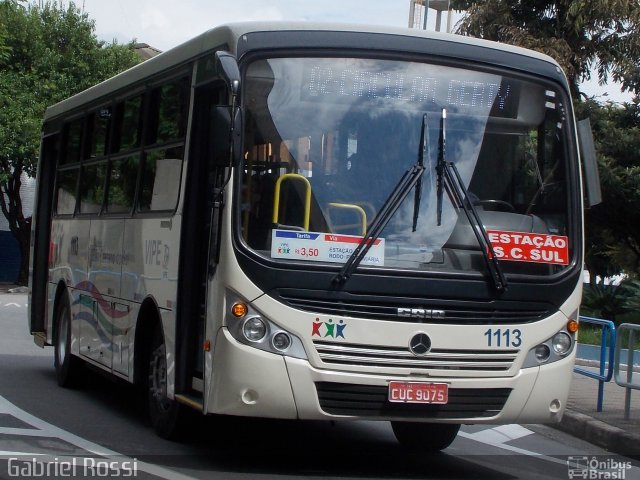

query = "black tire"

[391,421,460,452]
[148,326,185,439]
[53,292,84,388]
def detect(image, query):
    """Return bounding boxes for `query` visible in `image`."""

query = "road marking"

[463,424,534,445]
[0,427,52,437]
[459,425,568,466]
[0,395,198,480]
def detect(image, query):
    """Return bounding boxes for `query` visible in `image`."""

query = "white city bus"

[29,22,600,450]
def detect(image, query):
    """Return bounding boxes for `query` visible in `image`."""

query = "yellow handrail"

[327,203,367,236]
[272,173,312,231]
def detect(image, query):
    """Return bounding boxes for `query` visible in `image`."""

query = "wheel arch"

[133,296,164,387]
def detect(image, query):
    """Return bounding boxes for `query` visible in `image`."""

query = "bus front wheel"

[148,327,184,439]
[53,292,83,388]
[391,421,460,452]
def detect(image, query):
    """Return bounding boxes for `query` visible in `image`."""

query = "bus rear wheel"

[391,421,460,452]
[148,327,184,439]
[53,292,83,387]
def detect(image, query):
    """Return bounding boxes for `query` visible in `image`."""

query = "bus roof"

[44,21,564,122]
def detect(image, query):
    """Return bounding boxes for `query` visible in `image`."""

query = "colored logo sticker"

[312,318,347,339]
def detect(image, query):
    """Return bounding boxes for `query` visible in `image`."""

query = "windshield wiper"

[436,109,446,226]
[333,118,428,285]
[412,114,429,232]
[436,108,507,292]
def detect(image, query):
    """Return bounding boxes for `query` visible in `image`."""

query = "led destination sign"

[301,63,520,118]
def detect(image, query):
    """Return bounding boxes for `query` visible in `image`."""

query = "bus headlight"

[225,291,308,360]
[535,344,550,362]
[242,316,267,342]
[552,332,572,355]
[522,327,575,368]
[272,332,292,351]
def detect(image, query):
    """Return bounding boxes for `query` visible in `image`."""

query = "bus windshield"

[240,56,573,277]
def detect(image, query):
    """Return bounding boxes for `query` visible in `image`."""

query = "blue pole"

[625,329,636,419]
[597,327,607,412]
[423,0,429,30]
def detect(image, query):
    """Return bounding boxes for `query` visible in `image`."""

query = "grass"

[578,324,640,349]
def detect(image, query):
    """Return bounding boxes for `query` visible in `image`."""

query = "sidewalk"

[555,361,640,459]
[0,282,27,294]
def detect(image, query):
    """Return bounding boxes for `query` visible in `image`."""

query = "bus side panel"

[121,215,181,308]
[48,218,90,348]
[122,215,181,391]
[80,218,125,369]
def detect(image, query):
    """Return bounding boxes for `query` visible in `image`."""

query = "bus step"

[175,393,203,411]
[32,332,49,348]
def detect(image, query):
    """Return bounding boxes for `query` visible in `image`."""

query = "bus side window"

[76,107,111,215]
[55,168,79,216]
[137,77,189,212]
[106,155,139,214]
[89,107,112,158]
[113,95,143,154]
[139,147,184,211]
[78,162,106,215]
[55,118,85,215]
[146,77,189,146]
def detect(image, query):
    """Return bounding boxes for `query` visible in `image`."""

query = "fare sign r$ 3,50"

[487,230,569,265]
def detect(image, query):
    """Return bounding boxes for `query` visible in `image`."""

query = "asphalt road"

[1,293,639,480]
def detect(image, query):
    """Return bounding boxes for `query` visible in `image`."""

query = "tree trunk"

[0,164,32,286]
[15,218,31,286]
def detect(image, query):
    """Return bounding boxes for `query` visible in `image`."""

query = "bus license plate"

[388,382,449,404]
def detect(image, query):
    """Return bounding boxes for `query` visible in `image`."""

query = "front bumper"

[207,328,573,424]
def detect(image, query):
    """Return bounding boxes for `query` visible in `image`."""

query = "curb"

[556,410,640,459]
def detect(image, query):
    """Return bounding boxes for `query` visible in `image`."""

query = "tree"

[451,0,640,285]
[576,99,640,279]
[451,0,640,98]
[0,1,140,284]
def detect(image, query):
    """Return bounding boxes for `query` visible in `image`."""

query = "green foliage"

[451,0,640,98]
[0,1,140,283]
[576,100,640,277]
[581,281,630,322]
[621,279,640,312]
[452,1,640,282]
[581,278,640,323]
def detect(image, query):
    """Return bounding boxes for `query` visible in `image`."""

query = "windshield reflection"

[240,57,571,277]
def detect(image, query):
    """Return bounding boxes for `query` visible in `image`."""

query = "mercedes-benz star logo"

[409,333,432,356]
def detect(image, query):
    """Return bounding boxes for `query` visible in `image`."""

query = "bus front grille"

[315,382,512,418]
[277,290,552,324]
[313,340,518,372]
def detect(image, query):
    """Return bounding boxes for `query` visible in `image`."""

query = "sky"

[75,0,633,104]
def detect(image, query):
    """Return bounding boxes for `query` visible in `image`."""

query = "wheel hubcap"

[149,344,172,412]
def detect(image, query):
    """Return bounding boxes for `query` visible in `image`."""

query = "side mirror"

[577,118,602,207]
[210,106,242,167]
[215,51,240,96]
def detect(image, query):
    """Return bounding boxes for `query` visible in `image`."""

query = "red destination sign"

[487,230,569,266]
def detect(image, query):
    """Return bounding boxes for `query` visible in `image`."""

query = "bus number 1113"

[484,328,522,348]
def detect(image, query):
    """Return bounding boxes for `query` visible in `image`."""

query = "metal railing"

[614,323,640,419]
[574,316,616,412]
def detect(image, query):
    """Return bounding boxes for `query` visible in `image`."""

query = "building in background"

[408,0,455,32]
